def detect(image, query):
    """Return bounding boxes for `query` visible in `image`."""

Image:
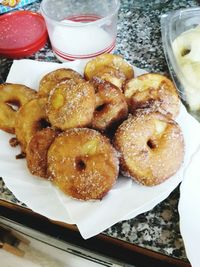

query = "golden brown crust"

[90,66,126,90]
[38,68,84,97]
[48,128,119,200]
[84,54,134,90]
[124,73,180,118]
[91,77,128,132]
[26,128,58,178]
[113,111,184,186]
[46,80,95,130]
[0,83,36,133]
[15,97,49,152]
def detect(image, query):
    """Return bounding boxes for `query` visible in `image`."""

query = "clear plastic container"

[40,0,119,62]
[161,7,200,121]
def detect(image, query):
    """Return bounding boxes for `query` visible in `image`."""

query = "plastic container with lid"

[40,0,119,62]
[0,10,48,58]
[161,7,200,121]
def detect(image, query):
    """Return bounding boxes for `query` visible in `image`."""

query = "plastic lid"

[0,10,48,58]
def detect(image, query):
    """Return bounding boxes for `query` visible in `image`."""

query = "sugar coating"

[48,128,119,200]
[84,54,134,81]
[0,83,36,134]
[113,111,184,186]
[124,73,180,119]
[47,80,95,130]
[91,78,128,131]
[26,128,58,178]
[39,68,83,96]
[15,97,48,152]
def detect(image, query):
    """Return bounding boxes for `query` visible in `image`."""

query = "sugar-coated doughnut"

[114,111,184,186]
[39,68,84,96]
[15,98,49,152]
[46,80,95,130]
[84,54,134,90]
[91,77,128,132]
[26,128,58,178]
[124,73,180,118]
[0,83,36,133]
[48,128,119,200]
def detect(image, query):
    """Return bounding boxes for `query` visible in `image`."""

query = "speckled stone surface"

[0,0,199,263]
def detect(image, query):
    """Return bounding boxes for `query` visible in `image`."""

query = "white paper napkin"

[179,146,200,267]
[1,59,200,239]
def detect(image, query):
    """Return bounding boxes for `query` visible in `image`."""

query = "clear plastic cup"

[40,0,120,62]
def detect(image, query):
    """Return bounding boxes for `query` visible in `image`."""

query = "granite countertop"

[0,0,198,263]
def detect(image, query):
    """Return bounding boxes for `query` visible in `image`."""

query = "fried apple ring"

[84,54,134,90]
[39,68,84,96]
[91,78,128,132]
[124,73,180,118]
[47,80,95,130]
[114,111,184,186]
[0,83,36,133]
[91,66,126,90]
[15,97,49,152]
[48,128,119,200]
[26,128,58,178]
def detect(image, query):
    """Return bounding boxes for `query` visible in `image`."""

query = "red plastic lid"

[0,10,48,58]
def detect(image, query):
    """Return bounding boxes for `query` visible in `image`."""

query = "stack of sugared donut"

[0,54,184,201]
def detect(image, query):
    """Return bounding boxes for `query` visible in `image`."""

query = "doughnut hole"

[147,139,157,149]
[48,128,119,200]
[36,118,51,131]
[114,111,184,186]
[75,157,86,171]
[95,102,109,113]
[6,99,21,111]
